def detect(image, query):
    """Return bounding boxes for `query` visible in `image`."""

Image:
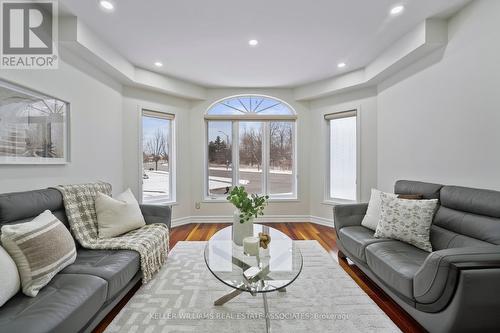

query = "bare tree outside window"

[207,121,232,195]
[269,121,294,195]
[145,128,167,171]
[205,95,296,198]
[142,112,173,204]
[239,122,263,194]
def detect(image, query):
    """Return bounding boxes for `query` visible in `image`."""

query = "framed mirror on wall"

[0,79,70,164]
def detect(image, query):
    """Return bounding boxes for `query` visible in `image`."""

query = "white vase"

[232,210,254,246]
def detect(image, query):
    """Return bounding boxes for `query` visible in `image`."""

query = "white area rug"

[105,241,400,333]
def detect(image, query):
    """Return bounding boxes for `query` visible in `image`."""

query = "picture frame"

[0,79,70,164]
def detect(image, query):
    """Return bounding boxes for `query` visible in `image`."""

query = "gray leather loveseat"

[0,188,171,333]
[334,180,500,333]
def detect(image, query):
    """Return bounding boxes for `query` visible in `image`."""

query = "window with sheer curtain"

[205,95,297,199]
[326,110,357,201]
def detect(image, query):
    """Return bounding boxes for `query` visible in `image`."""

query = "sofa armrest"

[140,204,172,230]
[333,203,368,232]
[414,246,500,308]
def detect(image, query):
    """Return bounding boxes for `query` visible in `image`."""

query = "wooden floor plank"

[94,222,426,333]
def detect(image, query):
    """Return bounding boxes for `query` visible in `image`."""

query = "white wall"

[122,87,192,220]
[308,88,378,221]
[377,0,500,192]
[188,88,311,222]
[0,58,124,194]
[3,0,497,228]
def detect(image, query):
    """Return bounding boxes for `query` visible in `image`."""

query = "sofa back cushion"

[394,180,443,199]
[432,186,500,250]
[394,180,500,250]
[0,189,69,230]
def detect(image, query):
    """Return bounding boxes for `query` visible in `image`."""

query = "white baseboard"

[171,215,334,228]
[170,216,192,227]
[310,215,335,227]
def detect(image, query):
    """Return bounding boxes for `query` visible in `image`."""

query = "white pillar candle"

[243,236,260,256]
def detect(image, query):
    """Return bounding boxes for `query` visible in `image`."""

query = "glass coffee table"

[204,224,303,333]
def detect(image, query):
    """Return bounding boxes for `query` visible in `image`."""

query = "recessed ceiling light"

[248,39,259,47]
[154,61,163,67]
[390,5,404,15]
[99,0,114,11]
[337,62,346,69]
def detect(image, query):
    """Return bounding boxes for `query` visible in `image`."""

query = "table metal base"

[214,287,287,333]
[213,288,243,306]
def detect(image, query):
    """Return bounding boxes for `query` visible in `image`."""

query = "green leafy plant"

[226,186,269,224]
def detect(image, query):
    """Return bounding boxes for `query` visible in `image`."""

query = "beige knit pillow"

[1,210,76,297]
[95,188,145,238]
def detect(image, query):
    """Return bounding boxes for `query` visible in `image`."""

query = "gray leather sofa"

[0,188,171,333]
[334,180,500,333]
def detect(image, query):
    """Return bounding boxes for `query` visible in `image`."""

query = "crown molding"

[58,15,447,102]
[293,19,448,101]
[59,16,207,101]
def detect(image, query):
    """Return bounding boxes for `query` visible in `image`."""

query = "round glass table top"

[204,224,303,293]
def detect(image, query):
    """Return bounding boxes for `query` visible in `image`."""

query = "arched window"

[205,95,297,199]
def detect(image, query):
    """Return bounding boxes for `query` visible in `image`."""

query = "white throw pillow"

[95,188,146,238]
[361,189,397,231]
[0,246,20,306]
[374,193,438,252]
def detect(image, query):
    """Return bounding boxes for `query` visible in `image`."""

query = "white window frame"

[204,95,298,201]
[324,108,361,204]
[139,109,176,204]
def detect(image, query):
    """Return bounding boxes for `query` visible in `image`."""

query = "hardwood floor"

[94,222,426,333]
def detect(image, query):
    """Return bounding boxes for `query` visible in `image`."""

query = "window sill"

[322,199,358,206]
[203,197,299,203]
[141,201,178,206]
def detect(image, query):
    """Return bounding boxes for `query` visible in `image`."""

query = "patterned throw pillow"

[374,193,438,252]
[1,210,77,297]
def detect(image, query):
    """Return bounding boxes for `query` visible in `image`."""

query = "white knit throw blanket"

[54,182,169,283]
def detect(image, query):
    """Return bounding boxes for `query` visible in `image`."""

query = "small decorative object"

[227,186,269,245]
[243,236,260,256]
[258,232,271,249]
[0,79,70,164]
[243,266,262,281]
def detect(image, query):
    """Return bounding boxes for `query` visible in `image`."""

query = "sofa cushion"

[0,189,64,224]
[432,186,500,247]
[338,226,390,262]
[394,180,442,200]
[430,225,493,250]
[0,274,107,333]
[60,249,140,300]
[366,241,428,299]
[440,185,500,218]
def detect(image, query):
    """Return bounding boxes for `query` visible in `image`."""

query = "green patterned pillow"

[374,193,438,252]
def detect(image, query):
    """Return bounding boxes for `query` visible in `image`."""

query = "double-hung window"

[205,95,297,200]
[141,110,175,204]
[326,110,358,201]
